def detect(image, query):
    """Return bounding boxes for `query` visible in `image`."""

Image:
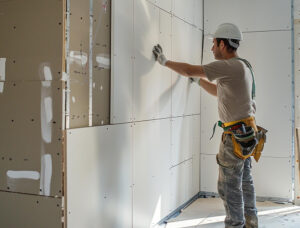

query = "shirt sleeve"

[202,60,228,81]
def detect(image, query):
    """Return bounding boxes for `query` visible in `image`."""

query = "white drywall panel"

[172,0,195,25]
[111,0,134,123]
[192,147,200,195]
[133,1,172,121]
[0,191,62,228]
[238,31,292,158]
[148,0,172,13]
[171,115,201,166]
[200,154,218,193]
[252,157,292,200]
[170,159,194,210]
[204,0,291,34]
[200,89,220,155]
[201,155,292,200]
[67,124,132,228]
[157,0,172,13]
[194,0,203,30]
[133,119,172,227]
[172,17,202,117]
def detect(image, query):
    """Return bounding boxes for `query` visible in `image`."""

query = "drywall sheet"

[252,157,292,199]
[0,191,62,228]
[204,0,291,34]
[172,17,202,117]
[92,0,111,126]
[295,20,300,128]
[170,159,196,210]
[68,77,90,128]
[66,124,132,228]
[133,0,172,121]
[133,119,172,226]
[68,0,90,128]
[111,0,134,123]
[0,0,63,81]
[173,0,203,29]
[202,31,292,158]
[111,0,203,123]
[0,81,63,197]
[200,155,292,199]
[171,115,200,166]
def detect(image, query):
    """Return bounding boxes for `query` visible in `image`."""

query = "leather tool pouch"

[224,124,267,162]
[252,125,268,162]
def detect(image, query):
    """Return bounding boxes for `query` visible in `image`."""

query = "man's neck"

[222,52,238,60]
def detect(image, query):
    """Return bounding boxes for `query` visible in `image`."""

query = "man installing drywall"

[153,23,267,228]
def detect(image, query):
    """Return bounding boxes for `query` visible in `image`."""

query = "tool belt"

[217,116,268,162]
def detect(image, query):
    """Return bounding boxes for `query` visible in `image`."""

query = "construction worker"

[153,23,259,228]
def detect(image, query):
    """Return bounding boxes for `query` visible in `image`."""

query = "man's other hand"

[152,44,168,66]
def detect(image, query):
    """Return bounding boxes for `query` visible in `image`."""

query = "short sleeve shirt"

[202,58,256,123]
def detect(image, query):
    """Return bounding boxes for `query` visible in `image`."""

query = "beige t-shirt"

[202,58,256,123]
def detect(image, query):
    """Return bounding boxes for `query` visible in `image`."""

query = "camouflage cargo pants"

[216,134,258,228]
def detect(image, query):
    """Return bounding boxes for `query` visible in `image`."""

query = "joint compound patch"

[7,171,40,180]
[96,53,110,69]
[0,82,4,93]
[0,58,6,81]
[40,154,52,196]
[70,51,88,65]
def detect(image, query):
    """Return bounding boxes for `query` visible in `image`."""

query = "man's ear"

[220,40,225,50]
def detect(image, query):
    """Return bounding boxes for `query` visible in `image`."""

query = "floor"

[164,198,300,228]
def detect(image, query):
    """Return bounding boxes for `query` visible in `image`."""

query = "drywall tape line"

[7,171,40,180]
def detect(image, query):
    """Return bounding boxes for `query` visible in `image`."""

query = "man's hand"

[153,44,168,66]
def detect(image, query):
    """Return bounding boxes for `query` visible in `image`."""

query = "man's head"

[211,23,242,60]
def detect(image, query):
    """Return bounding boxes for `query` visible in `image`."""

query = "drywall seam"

[7,171,40,180]
[89,0,93,127]
[292,0,296,202]
[65,0,71,129]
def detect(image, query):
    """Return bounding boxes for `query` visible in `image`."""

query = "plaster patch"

[7,171,40,180]
[0,58,6,81]
[96,54,110,69]
[70,51,88,65]
[0,82,4,93]
[40,154,52,196]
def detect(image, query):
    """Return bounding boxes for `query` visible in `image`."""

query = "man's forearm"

[199,78,217,96]
[165,61,205,77]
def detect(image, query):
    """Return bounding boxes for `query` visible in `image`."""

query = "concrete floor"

[165,198,300,228]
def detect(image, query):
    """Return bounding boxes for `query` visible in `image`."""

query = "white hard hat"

[213,23,243,44]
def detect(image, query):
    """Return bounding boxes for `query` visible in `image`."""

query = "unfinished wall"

[0,0,65,227]
[201,0,293,200]
[66,0,203,227]
[66,0,110,128]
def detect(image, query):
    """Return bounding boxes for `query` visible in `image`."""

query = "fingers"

[157,44,162,52]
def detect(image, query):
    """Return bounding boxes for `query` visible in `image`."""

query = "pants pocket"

[217,135,243,169]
